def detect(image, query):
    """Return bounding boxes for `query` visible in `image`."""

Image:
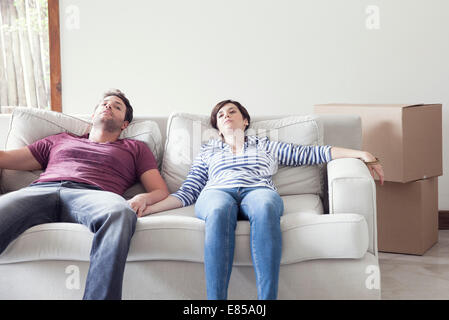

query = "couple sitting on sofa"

[0,89,384,300]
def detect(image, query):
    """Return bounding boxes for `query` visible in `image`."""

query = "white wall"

[59,0,449,208]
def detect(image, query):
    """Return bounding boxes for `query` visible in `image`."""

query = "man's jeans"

[0,181,137,300]
[195,186,284,300]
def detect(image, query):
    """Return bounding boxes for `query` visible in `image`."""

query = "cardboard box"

[314,103,442,183]
[376,177,438,255]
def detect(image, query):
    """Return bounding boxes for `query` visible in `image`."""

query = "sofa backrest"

[0,110,361,202]
[0,113,361,152]
[0,114,10,151]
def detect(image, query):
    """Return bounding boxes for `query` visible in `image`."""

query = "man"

[0,89,169,299]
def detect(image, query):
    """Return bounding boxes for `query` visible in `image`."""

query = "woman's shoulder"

[200,139,223,152]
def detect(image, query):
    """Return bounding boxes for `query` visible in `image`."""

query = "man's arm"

[0,147,42,171]
[127,169,170,217]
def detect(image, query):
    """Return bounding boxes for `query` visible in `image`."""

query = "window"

[0,0,61,113]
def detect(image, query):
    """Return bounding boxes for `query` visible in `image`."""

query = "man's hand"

[127,194,148,217]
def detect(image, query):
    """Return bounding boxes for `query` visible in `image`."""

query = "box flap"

[315,103,438,109]
[403,103,442,108]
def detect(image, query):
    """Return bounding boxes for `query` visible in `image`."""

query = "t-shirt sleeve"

[27,135,56,169]
[135,141,158,178]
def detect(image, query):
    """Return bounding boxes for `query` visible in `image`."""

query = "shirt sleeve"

[135,141,159,178]
[265,138,333,166]
[171,151,209,207]
[27,135,57,169]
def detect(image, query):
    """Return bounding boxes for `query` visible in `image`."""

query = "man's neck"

[88,127,121,143]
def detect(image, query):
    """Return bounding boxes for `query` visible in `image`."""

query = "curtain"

[0,0,50,113]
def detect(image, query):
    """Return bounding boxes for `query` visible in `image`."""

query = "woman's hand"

[127,194,148,217]
[330,147,385,185]
[361,152,385,186]
[138,205,155,218]
[136,195,184,218]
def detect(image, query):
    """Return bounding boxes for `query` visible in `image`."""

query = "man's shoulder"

[64,132,86,139]
[49,132,84,139]
[35,132,78,143]
[120,138,146,147]
[119,138,153,154]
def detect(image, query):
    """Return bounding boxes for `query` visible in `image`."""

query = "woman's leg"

[195,188,239,300]
[240,187,284,300]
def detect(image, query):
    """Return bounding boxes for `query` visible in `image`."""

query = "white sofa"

[0,107,380,299]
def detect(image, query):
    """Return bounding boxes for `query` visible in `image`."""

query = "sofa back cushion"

[0,107,163,199]
[161,112,326,196]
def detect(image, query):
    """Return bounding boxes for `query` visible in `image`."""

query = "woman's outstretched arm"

[265,138,384,185]
[138,195,183,217]
[330,146,384,185]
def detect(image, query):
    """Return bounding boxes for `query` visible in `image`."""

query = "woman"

[139,100,384,300]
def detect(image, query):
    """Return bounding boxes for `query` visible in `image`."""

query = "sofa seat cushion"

[0,194,368,266]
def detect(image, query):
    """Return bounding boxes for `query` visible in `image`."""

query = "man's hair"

[96,89,133,123]
[210,99,251,131]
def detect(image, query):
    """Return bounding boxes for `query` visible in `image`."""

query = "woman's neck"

[223,133,245,154]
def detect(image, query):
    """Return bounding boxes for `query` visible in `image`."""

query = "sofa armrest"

[327,158,378,255]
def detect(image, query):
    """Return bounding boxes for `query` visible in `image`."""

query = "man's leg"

[0,183,60,254]
[58,182,136,300]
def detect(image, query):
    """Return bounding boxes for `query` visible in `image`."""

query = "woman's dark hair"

[96,89,133,123]
[210,99,250,131]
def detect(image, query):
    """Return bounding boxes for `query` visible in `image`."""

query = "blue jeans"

[0,181,136,300]
[195,186,284,300]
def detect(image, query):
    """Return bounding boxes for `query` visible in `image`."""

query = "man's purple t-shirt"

[27,132,158,195]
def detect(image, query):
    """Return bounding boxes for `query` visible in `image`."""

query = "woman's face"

[216,103,249,136]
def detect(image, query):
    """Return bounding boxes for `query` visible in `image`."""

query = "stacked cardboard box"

[314,104,442,255]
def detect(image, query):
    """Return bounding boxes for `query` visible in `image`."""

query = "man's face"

[92,95,129,132]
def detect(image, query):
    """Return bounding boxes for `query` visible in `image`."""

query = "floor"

[379,230,449,299]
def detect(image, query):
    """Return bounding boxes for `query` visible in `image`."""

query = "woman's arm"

[138,195,183,217]
[330,146,384,185]
[265,139,332,166]
[138,149,210,217]
[266,138,384,185]
[330,147,374,162]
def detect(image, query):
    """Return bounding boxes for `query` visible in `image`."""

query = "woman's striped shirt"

[172,135,332,206]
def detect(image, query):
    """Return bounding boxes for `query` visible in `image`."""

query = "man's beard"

[94,117,122,133]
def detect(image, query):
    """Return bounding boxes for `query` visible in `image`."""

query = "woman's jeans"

[195,186,284,300]
[0,181,136,300]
